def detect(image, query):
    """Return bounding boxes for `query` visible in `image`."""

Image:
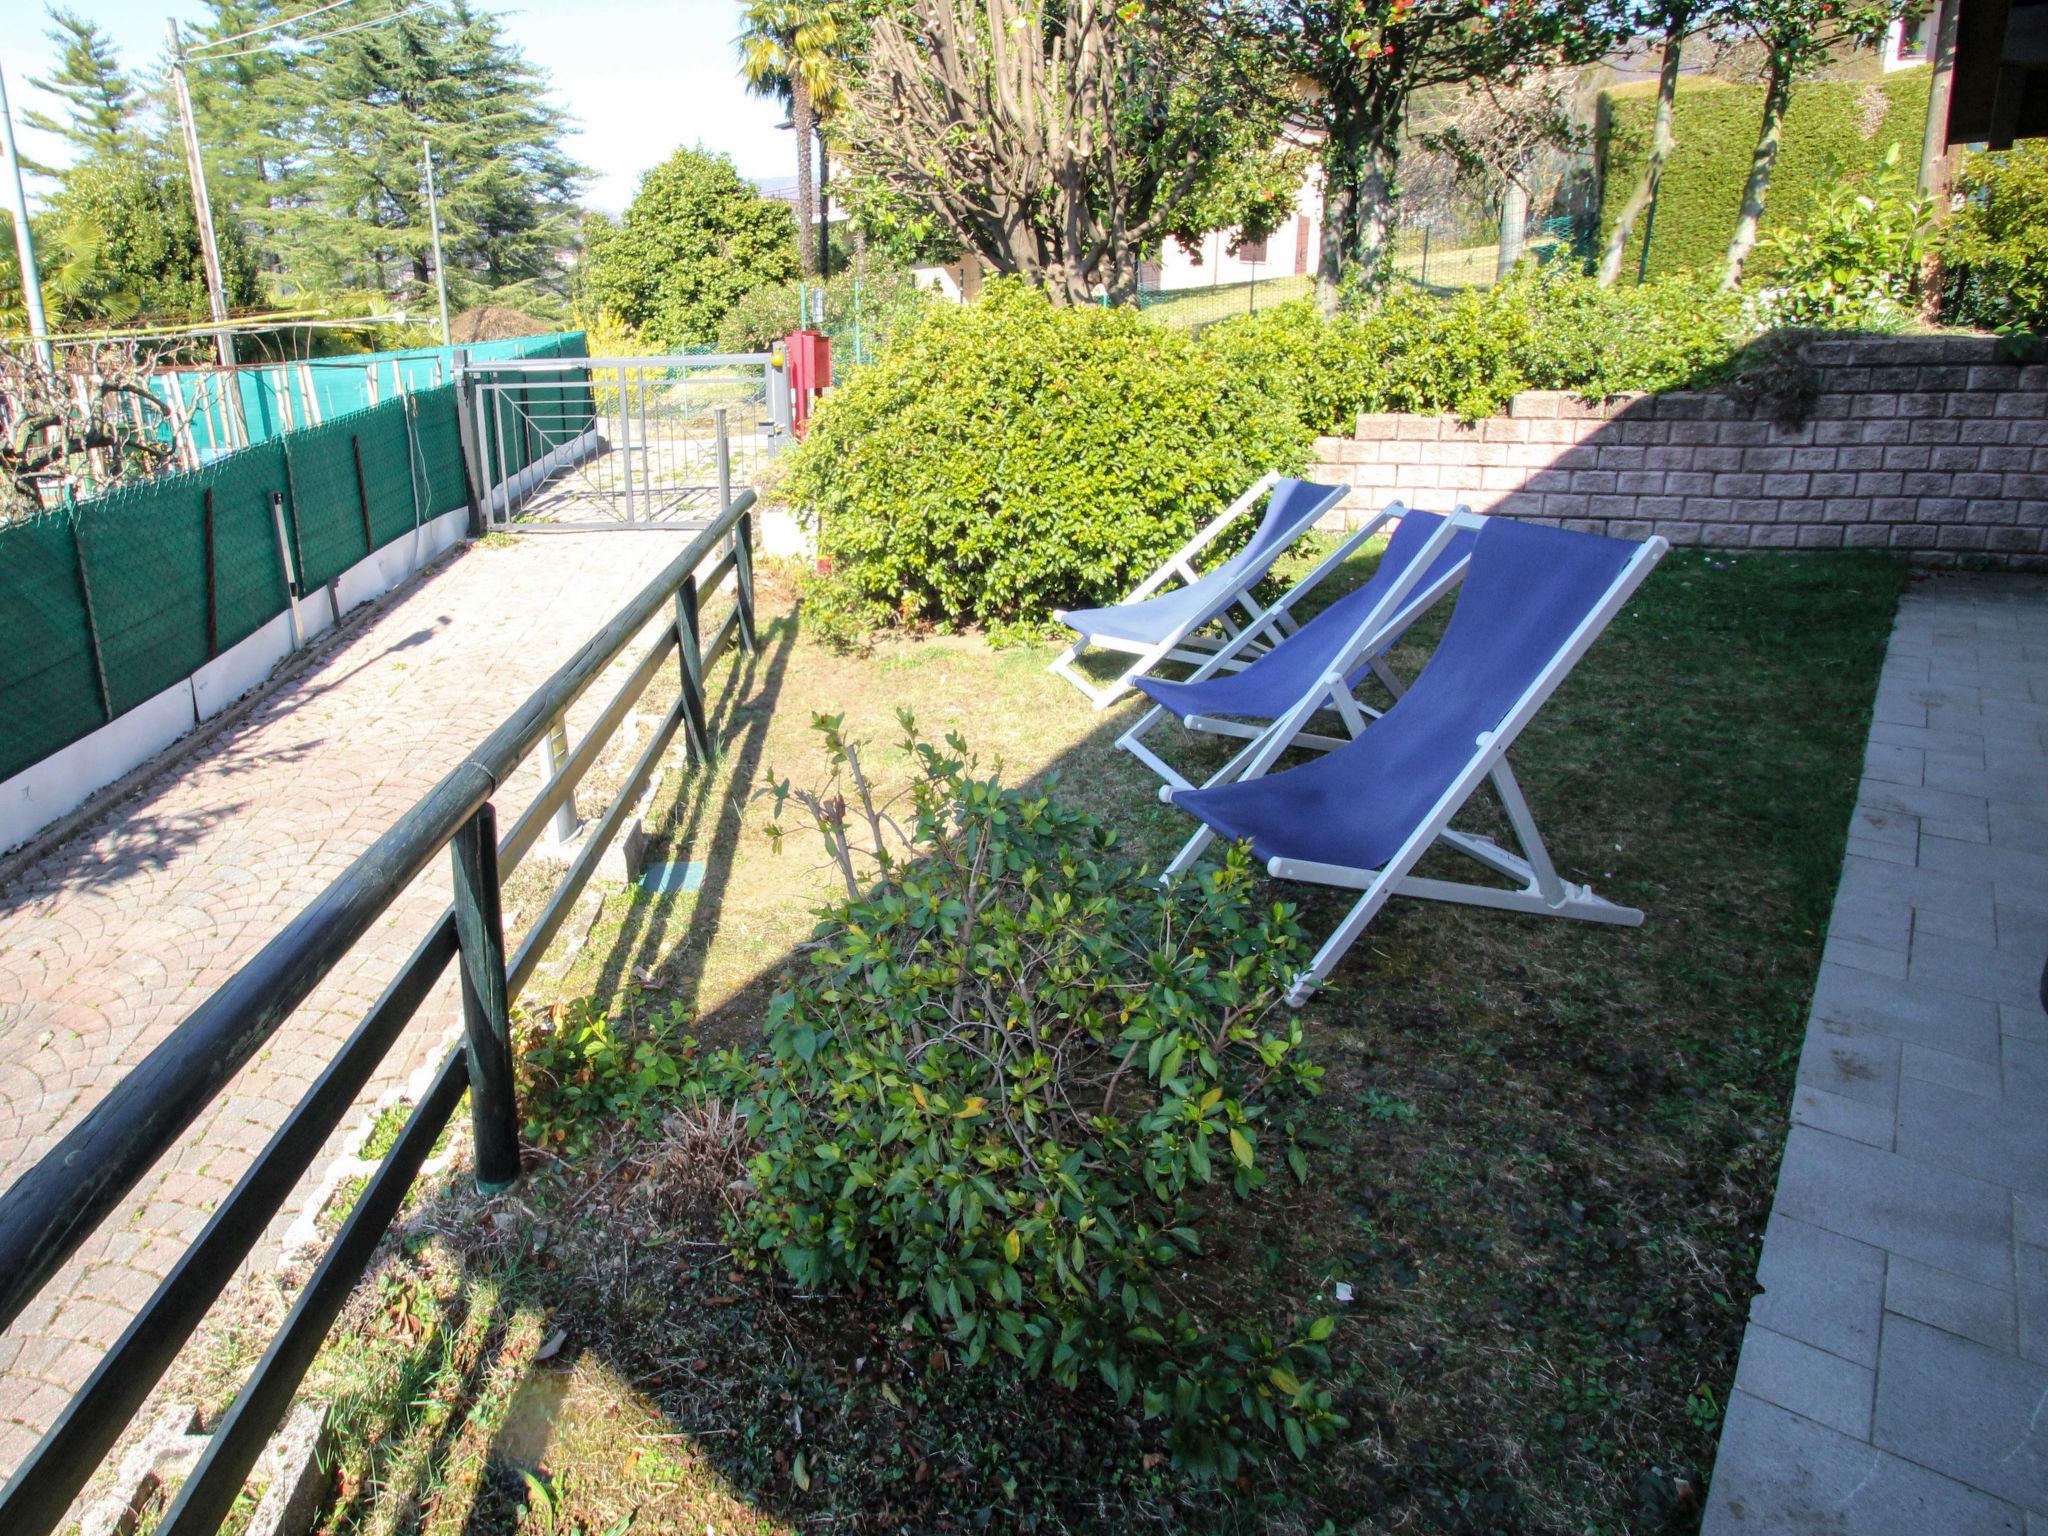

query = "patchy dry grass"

[145,541,1902,1535]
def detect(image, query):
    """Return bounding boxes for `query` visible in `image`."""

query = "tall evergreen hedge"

[1597,69,1930,280]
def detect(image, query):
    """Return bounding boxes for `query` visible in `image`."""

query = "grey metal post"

[423,141,452,346]
[715,405,732,521]
[451,802,519,1193]
[617,365,635,524]
[166,20,246,449]
[451,349,490,536]
[0,68,52,369]
[539,715,580,850]
[269,492,304,650]
[767,354,792,442]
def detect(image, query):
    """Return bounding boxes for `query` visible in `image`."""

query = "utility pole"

[0,65,53,368]
[423,141,452,345]
[166,18,246,446]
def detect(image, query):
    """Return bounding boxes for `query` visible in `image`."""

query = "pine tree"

[185,0,584,312]
[22,7,145,178]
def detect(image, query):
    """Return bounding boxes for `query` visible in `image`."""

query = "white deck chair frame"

[1161,523,1669,1005]
[1118,504,1481,794]
[1048,474,1365,710]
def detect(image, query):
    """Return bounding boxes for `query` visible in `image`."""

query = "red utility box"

[783,328,832,437]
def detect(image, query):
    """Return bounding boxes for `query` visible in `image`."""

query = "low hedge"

[781,279,1307,638]
[784,270,1760,639]
[1203,268,1745,435]
[1598,70,1931,281]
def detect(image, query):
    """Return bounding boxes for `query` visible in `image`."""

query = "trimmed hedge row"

[782,272,1752,640]
[1598,69,1931,280]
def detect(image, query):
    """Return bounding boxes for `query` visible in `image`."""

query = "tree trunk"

[1352,130,1399,290]
[1721,52,1793,289]
[1496,179,1529,279]
[1599,25,1684,286]
[793,77,817,279]
[1315,155,1356,315]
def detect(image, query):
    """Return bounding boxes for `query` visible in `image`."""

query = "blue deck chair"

[1048,474,1365,709]
[1117,506,1482,793]
[1161,516,1668,1005]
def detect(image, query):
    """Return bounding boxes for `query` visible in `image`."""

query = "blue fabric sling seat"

[1057,476,1337,648]
[1172,518,1638,872]
[1131,510,1475,722]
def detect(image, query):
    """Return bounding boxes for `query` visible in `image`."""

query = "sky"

[0,0,797,214]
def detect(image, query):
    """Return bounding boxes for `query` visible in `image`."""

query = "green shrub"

[1939,143,2048,334]
[1348,283,1532,419]
[1598,71,1930,281]
[1749,149,1933,332]
[1507,268,1745,395]
[781,279,1305,635]
[1195,298,1360,439]
[1199,269,1742,435]
[724,715,1338,1475]
[515,993,694,1156]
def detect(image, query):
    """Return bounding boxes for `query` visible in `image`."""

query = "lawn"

[149,541,1904,1535]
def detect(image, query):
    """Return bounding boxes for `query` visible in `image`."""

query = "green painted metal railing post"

[734,510,757,657]
[68,511,114,724]
[674,576,711,764]
[450,802,519,1194]
[202,487,219,658]
[350,434,375,557]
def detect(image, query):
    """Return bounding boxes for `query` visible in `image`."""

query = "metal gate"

[456,352,791,532]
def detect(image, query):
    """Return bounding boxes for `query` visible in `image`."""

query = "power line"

[186,0,364,56]
[189,2,434,63]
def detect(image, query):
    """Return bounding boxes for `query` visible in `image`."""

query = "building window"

[1238,235,1268,264]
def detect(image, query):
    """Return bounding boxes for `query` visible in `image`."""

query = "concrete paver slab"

[1707,573,2048,1533]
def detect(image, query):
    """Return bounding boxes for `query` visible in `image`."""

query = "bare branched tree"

[842,0,1280,304]
[1,341,186,524]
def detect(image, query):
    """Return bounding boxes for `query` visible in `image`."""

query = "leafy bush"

[1199,268,1743,435]
[1598,71,1929,281]
[516,993,695,1156]
[1748,150,1932,332]
[582,148,799,350]
[781,279,1306,637]
[1940,143,2048,335]
[726,716,1339,1474]
[1507,268,1745,396]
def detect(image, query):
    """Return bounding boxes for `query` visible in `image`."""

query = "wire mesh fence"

[0,371,540,785]
[1137,160,1599,329]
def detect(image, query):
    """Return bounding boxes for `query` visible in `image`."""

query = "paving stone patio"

[1705,572,2048,1534]
[0,530,690,1482]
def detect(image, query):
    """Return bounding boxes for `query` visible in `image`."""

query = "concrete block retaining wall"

[1310,336,2048,567]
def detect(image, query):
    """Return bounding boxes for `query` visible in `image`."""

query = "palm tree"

[737,2,846,279]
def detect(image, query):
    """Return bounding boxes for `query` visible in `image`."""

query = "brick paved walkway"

[1706,573,2048,1533]
[0,531,690,1481]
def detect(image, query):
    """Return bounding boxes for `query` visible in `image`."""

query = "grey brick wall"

[1310,336,2048,567]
